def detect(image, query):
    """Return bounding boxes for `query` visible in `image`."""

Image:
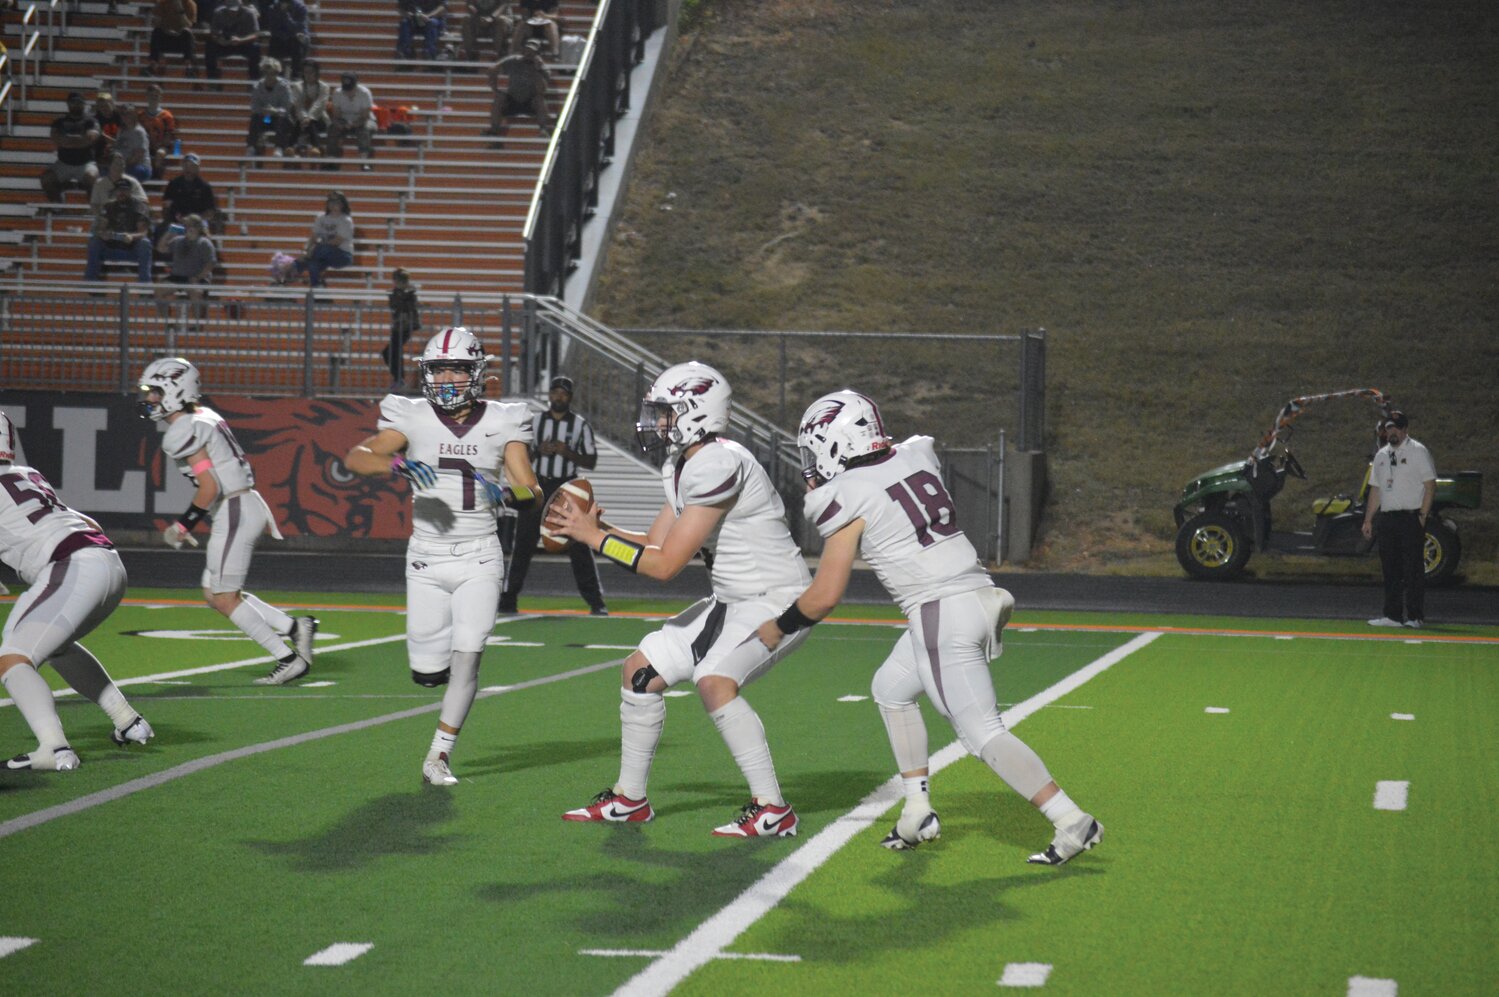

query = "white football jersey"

[162,406,255,502]
[805,435,991,615]
[0,464,113,585]
[379,395,533,543]
[664,438,809,602]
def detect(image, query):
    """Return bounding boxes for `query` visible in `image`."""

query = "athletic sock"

[229,600,295,660]
[242,592,294,635]
[710,696,783,807]
[2,663,69,750]
[48,643,138,729]
[878,701,929,774]
[438,650,482,732]
[1038,789,1085,830]
[617,687,665,801]
[978,730,1055,801]
[902,775,931,815]
[428,728,458,760]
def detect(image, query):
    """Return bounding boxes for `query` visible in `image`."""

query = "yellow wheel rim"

[1190,524,1236,568]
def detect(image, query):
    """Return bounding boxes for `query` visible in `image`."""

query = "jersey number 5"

[0,471,63,524]
[886,470,959,547]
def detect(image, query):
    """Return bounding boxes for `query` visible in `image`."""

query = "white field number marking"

[1205,707,1230,714]
[1390,713,1414,721]
[1347,977,1398,997]
[0,938,39,959]
[998,963,1053,988]
[1373,781,1409,811]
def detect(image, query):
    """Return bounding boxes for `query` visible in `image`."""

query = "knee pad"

[411,667,451,688]
[630,664,659,694]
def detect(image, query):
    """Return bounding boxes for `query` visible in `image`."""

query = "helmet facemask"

[421,358,484,412]
[636,398,683,459]
[136,357,201,421]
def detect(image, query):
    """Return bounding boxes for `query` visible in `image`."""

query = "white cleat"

[253,655,309,686]
[1367,617,1403,627]
[291,616,319,662]
[7,746,81,771]
[881,809,942,851]
[111,715,155,746]
[422,752,458,786]
[1028,814,1104,866]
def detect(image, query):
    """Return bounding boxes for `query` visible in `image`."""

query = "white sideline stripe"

[1373,781,1409,811]
[1204,707,1231,714]
[580,949,801,963]
[301,681,337,688]
[998,962,1053,987]
[0,937,39,959]
[611,631,1163,997]
[0,635,407,708]
[1348,976,1398,996]
[0,657,626,840]
[1390,713,1415,721]
[303,942,373,966]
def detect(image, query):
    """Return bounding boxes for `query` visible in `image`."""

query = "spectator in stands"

[485,39,551,141]
[382,267,421,388]
[148,0,199,78]
[286,191,354,286]
[154,214,217,322]
[41,92,100,202]
[162,153,220,232]
[510,0,558,57]
[327,72,375,170]
[140,84,178,179]
[113,105,154,182]
[206,0,262,81]
[290,59,332,162]
[91,154,149,218]
[265,0,310,77]
[247,57,295,156]
[91,91,123,166]
[86,180,155,283]
[396,0,448,62]
[460,0,511,62]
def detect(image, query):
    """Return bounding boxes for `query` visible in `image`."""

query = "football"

[540,478,594,553]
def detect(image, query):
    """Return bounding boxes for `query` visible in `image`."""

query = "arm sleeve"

[575,418,595,459]
[1415,446,1437,482]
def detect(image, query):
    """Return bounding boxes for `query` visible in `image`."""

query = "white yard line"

[1347,977,1398,997]
[0,657,625,840]
[0,937,39,959]
[303,943,374,966]
[1373,781,1410,812]
[998,962,1054,988]
[611,631,1163,997]
[0,635,407,708]
[581,949,801,963]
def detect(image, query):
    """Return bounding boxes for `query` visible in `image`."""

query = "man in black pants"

[1361,411,1437,629]
[501,376,607,615]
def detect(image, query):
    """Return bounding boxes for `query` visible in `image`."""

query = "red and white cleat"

[562,788,655,823]
[711,800,798,838]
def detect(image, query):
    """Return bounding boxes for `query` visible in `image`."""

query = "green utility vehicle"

[1173,389,1482,584]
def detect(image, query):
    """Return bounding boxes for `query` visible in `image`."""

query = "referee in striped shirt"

[500,376,607,615]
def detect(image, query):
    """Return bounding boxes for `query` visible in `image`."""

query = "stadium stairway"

[0,0,596,293]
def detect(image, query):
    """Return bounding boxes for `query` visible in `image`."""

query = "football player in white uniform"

[344,327,538,786]
[551,361,813,838]
[0,413,153,771]
[752,390,1103,865]
[138,358,318,686]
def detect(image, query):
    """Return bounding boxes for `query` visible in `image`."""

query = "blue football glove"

[473,468,507,507]
[391,455,437,489]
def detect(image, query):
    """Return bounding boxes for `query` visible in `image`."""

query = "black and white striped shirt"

[531,409,596,481]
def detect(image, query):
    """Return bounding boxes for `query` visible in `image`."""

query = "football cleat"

[881,809,941,851]
[110,715,155,746]
[291,616,319,662]
[7,746,81,771]
[1027,814,1104,866]
[562,788,655,823]
[1402,619,1424,629]
[1367,617,1403,627]
[253,655,309,686]
[422,752,459,786]
[712,800,799,838]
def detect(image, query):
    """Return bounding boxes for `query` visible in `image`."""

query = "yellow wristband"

[598,534,644,573]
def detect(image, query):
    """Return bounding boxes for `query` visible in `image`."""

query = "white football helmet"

[137,357,202,421]
[798,389,891,485]
[0,412,16,464]
[419,327,488,412]
[636,361,732,458]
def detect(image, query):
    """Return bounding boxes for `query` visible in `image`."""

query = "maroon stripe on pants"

[921,600,948,713]
[14,561,69,626]
[219,495,241,581]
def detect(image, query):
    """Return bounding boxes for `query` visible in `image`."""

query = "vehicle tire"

[1423,519,1461,586]
[1175,511,1251,581]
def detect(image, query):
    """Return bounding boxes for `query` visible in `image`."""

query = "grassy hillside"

[591,0,1499,579]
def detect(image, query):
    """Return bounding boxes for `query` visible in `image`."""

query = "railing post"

[303,289,315,397]
[117,285,131,392]
[995,430,1007,566]
[1018,328,1046,452]
[778,333,787,427]
[501,295,513,394]
[452,292,463,326]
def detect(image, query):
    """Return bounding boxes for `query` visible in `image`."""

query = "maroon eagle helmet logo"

[668,376,717,397]
[801,399,844,434]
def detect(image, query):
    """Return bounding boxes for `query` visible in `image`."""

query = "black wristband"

[176,503,209,532]
[776,601,817,635]
[597,533,644,573]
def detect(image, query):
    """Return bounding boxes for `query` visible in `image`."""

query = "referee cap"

[549,376,574,393]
